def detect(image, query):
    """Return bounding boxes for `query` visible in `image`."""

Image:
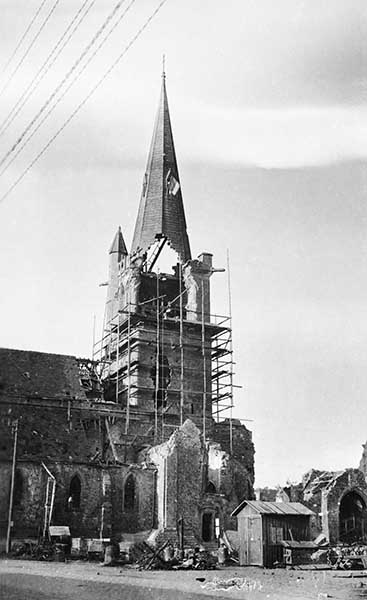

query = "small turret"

[105,227,127,329]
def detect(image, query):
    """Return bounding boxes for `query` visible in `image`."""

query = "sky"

[0,0,366,487]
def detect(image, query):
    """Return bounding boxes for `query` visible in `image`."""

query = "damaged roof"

[0,347,89,400]
[304,470,345,496]
[231,500,315,517]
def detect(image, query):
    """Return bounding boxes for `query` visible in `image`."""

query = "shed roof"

[231,500,314,517]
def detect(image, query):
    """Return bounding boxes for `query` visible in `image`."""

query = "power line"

[0,0,140,178]
[0,0,61,101]
[0,0,96,138]
[0,0,48,78]
[0,0,130,171]
[0,0,169,205]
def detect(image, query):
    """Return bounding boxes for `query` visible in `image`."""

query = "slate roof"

[0,347,88,400]
[131,74,191,262]
[231,500,314,517]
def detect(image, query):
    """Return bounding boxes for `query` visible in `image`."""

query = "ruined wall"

[321,469,367,544]
[212,419,255,481]
[359,443,367,479]
[146,419,255,546]
[147,420,204,545]
[109,466,156,535]
[0,460,156,543]
[0,461,106,540]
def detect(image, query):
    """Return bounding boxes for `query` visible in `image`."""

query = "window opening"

[206,481,217,494]
[202,512,213,542]
[68,475,81,510]
[124,474,136,511]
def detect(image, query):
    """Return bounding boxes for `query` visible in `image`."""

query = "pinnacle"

[109,226,127,256]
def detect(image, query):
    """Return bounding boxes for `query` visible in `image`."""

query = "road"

[1,558,366,600]
[0,571,218,600]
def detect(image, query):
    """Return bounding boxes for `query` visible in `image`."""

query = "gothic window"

[206,480,217,494]
[68,475,81,510]
[124,474,136,511]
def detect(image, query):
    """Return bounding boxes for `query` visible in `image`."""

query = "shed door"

[248,516,262,565]
[239,515,262,566]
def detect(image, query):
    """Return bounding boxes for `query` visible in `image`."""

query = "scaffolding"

[93,294,236,444]
[92,249,241,450]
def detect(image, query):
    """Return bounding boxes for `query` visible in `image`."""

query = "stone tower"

[101,72,225,446]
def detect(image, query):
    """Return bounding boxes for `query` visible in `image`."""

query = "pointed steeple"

[109,225,127,257]
[131,72,191,263]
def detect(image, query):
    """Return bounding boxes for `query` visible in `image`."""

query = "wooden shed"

[232,500,315,568]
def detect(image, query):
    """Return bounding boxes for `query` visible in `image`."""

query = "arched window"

[68,475,81,510]
[206,481,217,494]
[124,474,136,511]
[340,491,367,543]
[13,469,23,506]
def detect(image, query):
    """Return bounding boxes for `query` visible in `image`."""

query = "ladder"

[42,463,56,539]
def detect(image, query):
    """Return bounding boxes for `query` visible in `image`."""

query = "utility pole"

[6,418,19,554]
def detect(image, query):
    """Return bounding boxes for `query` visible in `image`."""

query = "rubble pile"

[201,576,263,592]
[135,541,218,571]
[10,540,56,561]
[325,545,367,570]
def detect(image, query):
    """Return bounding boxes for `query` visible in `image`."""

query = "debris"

[135,541,170,570]
[326,545,367,570]
[103,543,119,566]
[314,534,328,546]
[201,577,262,592]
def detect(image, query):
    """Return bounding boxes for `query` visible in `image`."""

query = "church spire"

[131,73,191,263]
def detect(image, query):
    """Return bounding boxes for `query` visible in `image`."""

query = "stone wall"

[147,420,204,545]
[0,459,156,544]
[0,461,106,540]
[321,469,367,544]
[146,419,254,546]
[212,419,255,481]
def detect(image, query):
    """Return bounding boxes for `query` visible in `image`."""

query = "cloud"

[176,102,367,169]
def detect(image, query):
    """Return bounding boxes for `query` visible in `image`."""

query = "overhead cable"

[0,0,168,205]
[0,0,96,138]
[0,0,48,78]
[0,0,61,100]
[0,0,130,170]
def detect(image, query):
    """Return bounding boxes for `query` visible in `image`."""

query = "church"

[0,73,255,551]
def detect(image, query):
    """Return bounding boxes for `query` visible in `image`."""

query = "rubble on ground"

[201,576,263,591]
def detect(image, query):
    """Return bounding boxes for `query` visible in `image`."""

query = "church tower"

[94,72,255,544]
[99,73,234,450]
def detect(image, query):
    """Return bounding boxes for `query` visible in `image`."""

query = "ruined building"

[258,468,367,545]
[0,74,255,549]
